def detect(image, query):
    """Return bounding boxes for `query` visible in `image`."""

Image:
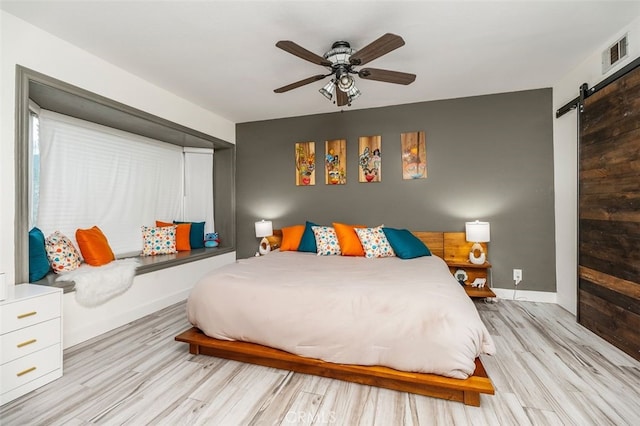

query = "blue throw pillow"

[29,227,51,281]
[174,221,205,249]
[382,227,431,259]
[297,221,319,253]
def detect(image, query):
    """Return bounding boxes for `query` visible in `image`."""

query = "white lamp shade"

[465,221,490,242]
[255,220,273,238]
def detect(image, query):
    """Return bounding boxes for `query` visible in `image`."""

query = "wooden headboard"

[410,232,444,258]
[267,229,486,262]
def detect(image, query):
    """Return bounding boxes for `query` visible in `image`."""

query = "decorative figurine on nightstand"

[454,269,468,285]
[204,232,219,248]
[471,278,487,288]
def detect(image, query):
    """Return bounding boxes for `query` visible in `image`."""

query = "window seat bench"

[34,246,235,293]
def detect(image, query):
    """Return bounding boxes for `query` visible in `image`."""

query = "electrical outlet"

[513,269,522,286]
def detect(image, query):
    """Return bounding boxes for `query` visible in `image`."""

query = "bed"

[176,231,495,406]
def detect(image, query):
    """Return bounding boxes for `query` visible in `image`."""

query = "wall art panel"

[325,139,346,185]
[358,135,382,183]
[295,141,316,186]
[401,131,427,179]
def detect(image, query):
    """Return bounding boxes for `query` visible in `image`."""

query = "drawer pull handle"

[17,339,37,348]
[17,366,37,377]
[17,311,37,319]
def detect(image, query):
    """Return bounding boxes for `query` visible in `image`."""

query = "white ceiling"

[3,1,639,123]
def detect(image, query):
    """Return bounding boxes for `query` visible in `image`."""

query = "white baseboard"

[491,287,557,304]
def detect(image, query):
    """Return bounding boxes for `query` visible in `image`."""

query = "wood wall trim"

[580,266,640,300]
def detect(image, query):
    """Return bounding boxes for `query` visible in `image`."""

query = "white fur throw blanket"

[56,258,139,307]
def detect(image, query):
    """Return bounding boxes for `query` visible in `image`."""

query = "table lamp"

[255,220,273,255]
[465,221,490,265]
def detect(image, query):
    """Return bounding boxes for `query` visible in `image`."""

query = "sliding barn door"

[578,66,640,361]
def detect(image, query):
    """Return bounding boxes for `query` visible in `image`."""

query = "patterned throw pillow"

[45,231,81,273]
[141,225,178,256]
[311,226,341,256]
[354,226,396,258]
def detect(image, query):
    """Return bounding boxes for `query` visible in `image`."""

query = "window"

[35,110,214,255]
[28,108,40,229]
[15,67,235,283]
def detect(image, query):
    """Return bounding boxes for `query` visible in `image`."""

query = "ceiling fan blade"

[274,74,327,93]
[336,89,348,107]
[358,68,416,85]
[276,40,332,67]
[349,33,405,66]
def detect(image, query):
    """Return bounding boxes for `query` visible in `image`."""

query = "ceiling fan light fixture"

[274,34,414,108]
[347,85,361,103]
[337,73,355,92]
[319,79,336,100]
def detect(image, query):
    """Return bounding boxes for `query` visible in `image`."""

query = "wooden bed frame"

[175,231,494,406]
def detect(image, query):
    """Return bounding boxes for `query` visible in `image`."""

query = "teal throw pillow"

[297,221,319,253]
[29,227,51,281]
[382,227,432,259]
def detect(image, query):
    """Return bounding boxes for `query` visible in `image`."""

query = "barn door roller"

[555,55,640,119]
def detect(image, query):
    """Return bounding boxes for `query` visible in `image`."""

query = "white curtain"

[183,148,214,233]
[37,110,184,255]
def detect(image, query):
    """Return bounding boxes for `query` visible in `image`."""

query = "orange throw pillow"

[75,226,115,266]
[156,221,191,251]
[333,222,366,256]
[280,225,305,251]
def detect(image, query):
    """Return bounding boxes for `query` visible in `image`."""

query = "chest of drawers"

[1,284,63,405]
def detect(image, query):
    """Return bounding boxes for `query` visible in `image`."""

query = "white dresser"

[1,284,63,405]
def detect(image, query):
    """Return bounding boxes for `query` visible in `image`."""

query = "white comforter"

[187,251,495,379]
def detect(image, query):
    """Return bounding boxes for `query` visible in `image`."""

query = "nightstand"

[443,232,496,299]
[446,260,496,299]
[1,284,63,405]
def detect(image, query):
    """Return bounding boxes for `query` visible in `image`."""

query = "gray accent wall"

[236,89,556,292]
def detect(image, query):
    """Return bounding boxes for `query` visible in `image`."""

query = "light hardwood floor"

[2,299,640,425]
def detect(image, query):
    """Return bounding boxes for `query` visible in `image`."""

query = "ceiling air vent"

[602,34,628,74]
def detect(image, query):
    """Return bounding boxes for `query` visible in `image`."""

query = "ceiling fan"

[274,33,416,107]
